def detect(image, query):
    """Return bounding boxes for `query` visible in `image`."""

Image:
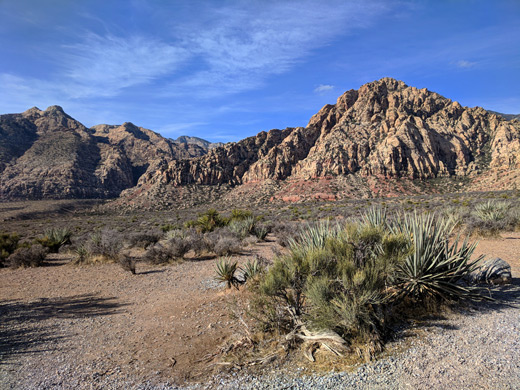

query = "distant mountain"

[488,111,520,121]
[174,135,224,150]
[0,107,209,199]
[117,77,520,209]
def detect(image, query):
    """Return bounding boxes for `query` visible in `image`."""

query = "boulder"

[470,257,512,285]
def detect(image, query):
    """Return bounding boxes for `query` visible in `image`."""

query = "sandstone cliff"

[119,77,520,207]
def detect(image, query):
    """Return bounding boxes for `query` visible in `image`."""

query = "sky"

[0,0,519,142]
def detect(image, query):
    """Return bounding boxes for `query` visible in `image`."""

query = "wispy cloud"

[166,0,388,96]
[314,84,334,94]
[62,33,188,98]
[456,60,476,68]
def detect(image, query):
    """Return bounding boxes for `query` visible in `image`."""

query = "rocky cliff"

[119,78,520,207]
[0,107,208,199]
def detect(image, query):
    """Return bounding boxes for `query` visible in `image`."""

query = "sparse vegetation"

[7,244,48,268]
[215,257,241,289]
[0,232,20,266]
[37,228,72,253]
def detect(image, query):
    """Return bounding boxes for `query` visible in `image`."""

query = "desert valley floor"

[0,199,519,390]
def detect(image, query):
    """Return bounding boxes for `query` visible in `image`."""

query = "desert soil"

[0,233,519,389]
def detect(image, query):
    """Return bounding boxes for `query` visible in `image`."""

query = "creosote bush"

[8,244,48,268]
[252,210,488,361]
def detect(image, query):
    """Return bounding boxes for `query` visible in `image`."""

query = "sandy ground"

[0,233,518,389]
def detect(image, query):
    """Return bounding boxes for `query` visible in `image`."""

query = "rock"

[118,77,520,208]
[0,108,212,199]
[470,258,512,285]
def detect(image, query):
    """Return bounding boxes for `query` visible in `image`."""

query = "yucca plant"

[391,213,484,303]
[242,258,263,281]
[74,245,90,263]
[474,200,509,221]
[289,220,340,252]
[215,257,241,289]
[37,228,72,253]
[253,225,270,241]
[362,206,388,228]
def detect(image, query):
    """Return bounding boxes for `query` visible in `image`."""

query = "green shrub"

[241,258,263,282]
[391,213,483,303]
[86,230,123,261]
[259,223,407,351]
[74,245,90,264]
[0,233,20,266]
[185,209,227,233]
[215,257,241,289]
[474,200,509,221]
[36,228,72,253]
[230,209,253,221]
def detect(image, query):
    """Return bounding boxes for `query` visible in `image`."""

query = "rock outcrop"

[0,107,208,199]
[119,78,520,207]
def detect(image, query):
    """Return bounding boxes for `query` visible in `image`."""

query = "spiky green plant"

[362,206,388,228]
[289,220,340,252]
[74,245,90,264]
[230,209,253,221]
[242,258,263,281]
[254,225,270,241]
[391,213,484,303]
[37,228,72,253]
[215,257,241,289]
[474,200,509,221]
[187,209,227,233]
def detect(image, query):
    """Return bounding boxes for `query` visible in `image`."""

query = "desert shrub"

[253,224,270,241]
[258,223,408,351]
[144,237,189,264]
[165,229,187,240]
[184,229,212,255]
[160,223,176,233]
[213,236,242,256]
[228,218,253,239]
[73,245,90,264]
[127,230,162,249]
[86,230,123,261]
[361,206,389,228]
[0,233,20,266]
[241,258,263,282]
[271,221,301,247]
[185,209,227,233]
[118,254,136,274]
[465,200,518,236]
[474,200,509,221]
[215,257,241,289]
[37,228,72,253]
[254,212,485,360]
[230,209,254,221]
[7,245,48,268]
[390,213,483,303]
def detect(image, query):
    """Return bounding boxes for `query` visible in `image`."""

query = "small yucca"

[242,258,262,281]
[215,257,241,289]
[37,228,72,253]
[474,200,509,221]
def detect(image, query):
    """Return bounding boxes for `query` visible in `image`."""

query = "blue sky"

[0,0,519,142]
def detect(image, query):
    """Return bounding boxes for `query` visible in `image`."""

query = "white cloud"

[456,60,476,68]
[166,0,388,96]
[314,84,334,94]
[61,33,188,98]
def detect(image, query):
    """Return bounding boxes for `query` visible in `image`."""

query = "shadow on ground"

[0,294,127,362]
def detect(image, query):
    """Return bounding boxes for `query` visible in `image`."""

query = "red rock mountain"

[0,106,208,199]
[2,78,519,204]
[118,78,520,208]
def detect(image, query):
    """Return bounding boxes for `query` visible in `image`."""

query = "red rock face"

[120,77,520,207]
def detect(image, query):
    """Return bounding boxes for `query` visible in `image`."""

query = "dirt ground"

[0,221,519,388]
